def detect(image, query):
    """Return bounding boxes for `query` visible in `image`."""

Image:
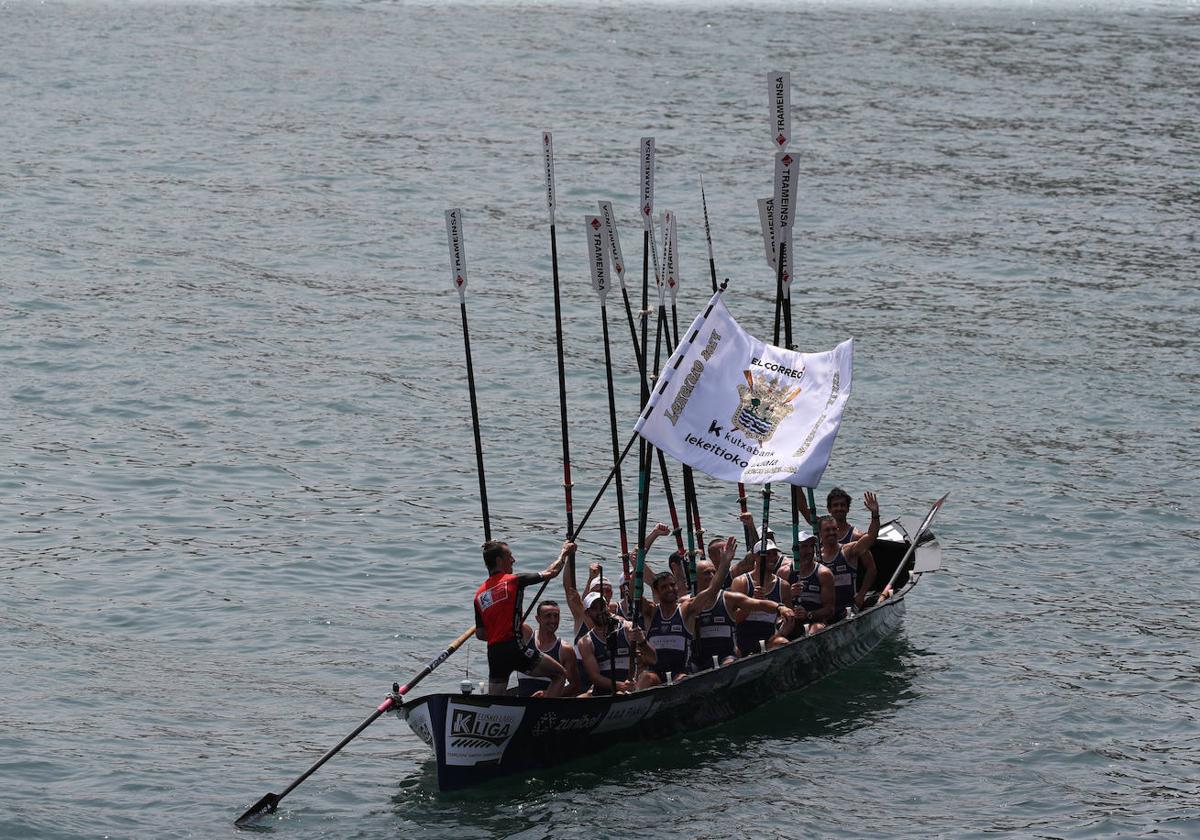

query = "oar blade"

[235,792,280,827]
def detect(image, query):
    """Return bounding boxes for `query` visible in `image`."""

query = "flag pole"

[664,209,700,591]
[445,210,491,541]
[651,212,687,563]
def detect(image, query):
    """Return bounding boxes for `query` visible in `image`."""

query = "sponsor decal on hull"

[593,694,656,735]
[406,703,434,747]
[444,701,526,766]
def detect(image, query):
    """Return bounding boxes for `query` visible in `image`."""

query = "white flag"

[634,294,853,486]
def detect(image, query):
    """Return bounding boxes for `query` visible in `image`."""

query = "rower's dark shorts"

[487,640,542,680]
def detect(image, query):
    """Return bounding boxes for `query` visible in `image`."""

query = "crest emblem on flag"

[732,371,803,443]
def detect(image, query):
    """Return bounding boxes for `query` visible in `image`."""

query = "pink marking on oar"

[376,697,395,712]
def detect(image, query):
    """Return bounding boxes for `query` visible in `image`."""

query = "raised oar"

[446,209,491,540]
[633,136,655,641]
[758,139,798,583]
[587,215,633,592]
[600,200,644,374]
[663,216,700,589]
[700,175,718,294]
[543,132,575,549]
[699,180,754,550]
[235,626,474,826]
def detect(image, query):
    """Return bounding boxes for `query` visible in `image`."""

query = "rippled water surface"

[2,1,1197,837]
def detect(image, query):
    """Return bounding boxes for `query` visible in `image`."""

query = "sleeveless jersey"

[792,562,825,617]
[735,572,782,654]
[647,604,692,677]
[694,590,738,666]
[588,624,631,689]
[474,572,533,644]
[838,523,858,545]
[826,549,858,620]
[516,637,562,697]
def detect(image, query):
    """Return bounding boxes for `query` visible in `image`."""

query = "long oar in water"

[237,211,498,826]
[234,624,473,827]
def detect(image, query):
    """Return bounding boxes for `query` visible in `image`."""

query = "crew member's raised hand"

[863,492,880,515]
[724,535,738,560]
[652,522,670,537]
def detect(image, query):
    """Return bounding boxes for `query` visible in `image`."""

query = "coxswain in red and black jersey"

[818,491,881,620]
[474,539,573,696]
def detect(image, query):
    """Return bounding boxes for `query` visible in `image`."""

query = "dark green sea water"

[2,1,1197,837]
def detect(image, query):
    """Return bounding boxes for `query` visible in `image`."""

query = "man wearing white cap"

[730,535,795,653]
[576,590,656,695]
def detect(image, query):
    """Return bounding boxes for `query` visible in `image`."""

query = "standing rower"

[474,539,572,696]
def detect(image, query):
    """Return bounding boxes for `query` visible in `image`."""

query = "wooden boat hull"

[400,563,919,791]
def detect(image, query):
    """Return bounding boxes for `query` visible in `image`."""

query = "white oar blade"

[773,150,797,232]
[543,131,556,225]
[640,136,655,230]
[598,201,626,288]
[666,211,679,305]
[770,71,791,150]
[586,215,612,302]
[757,197,776,270]
[445,208,467,302]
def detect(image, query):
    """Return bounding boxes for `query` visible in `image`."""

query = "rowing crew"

[474,490,884,697]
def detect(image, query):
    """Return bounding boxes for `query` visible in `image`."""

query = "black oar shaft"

[459,301,491,540]
[549,222,575,539]
[601,304,632,581]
